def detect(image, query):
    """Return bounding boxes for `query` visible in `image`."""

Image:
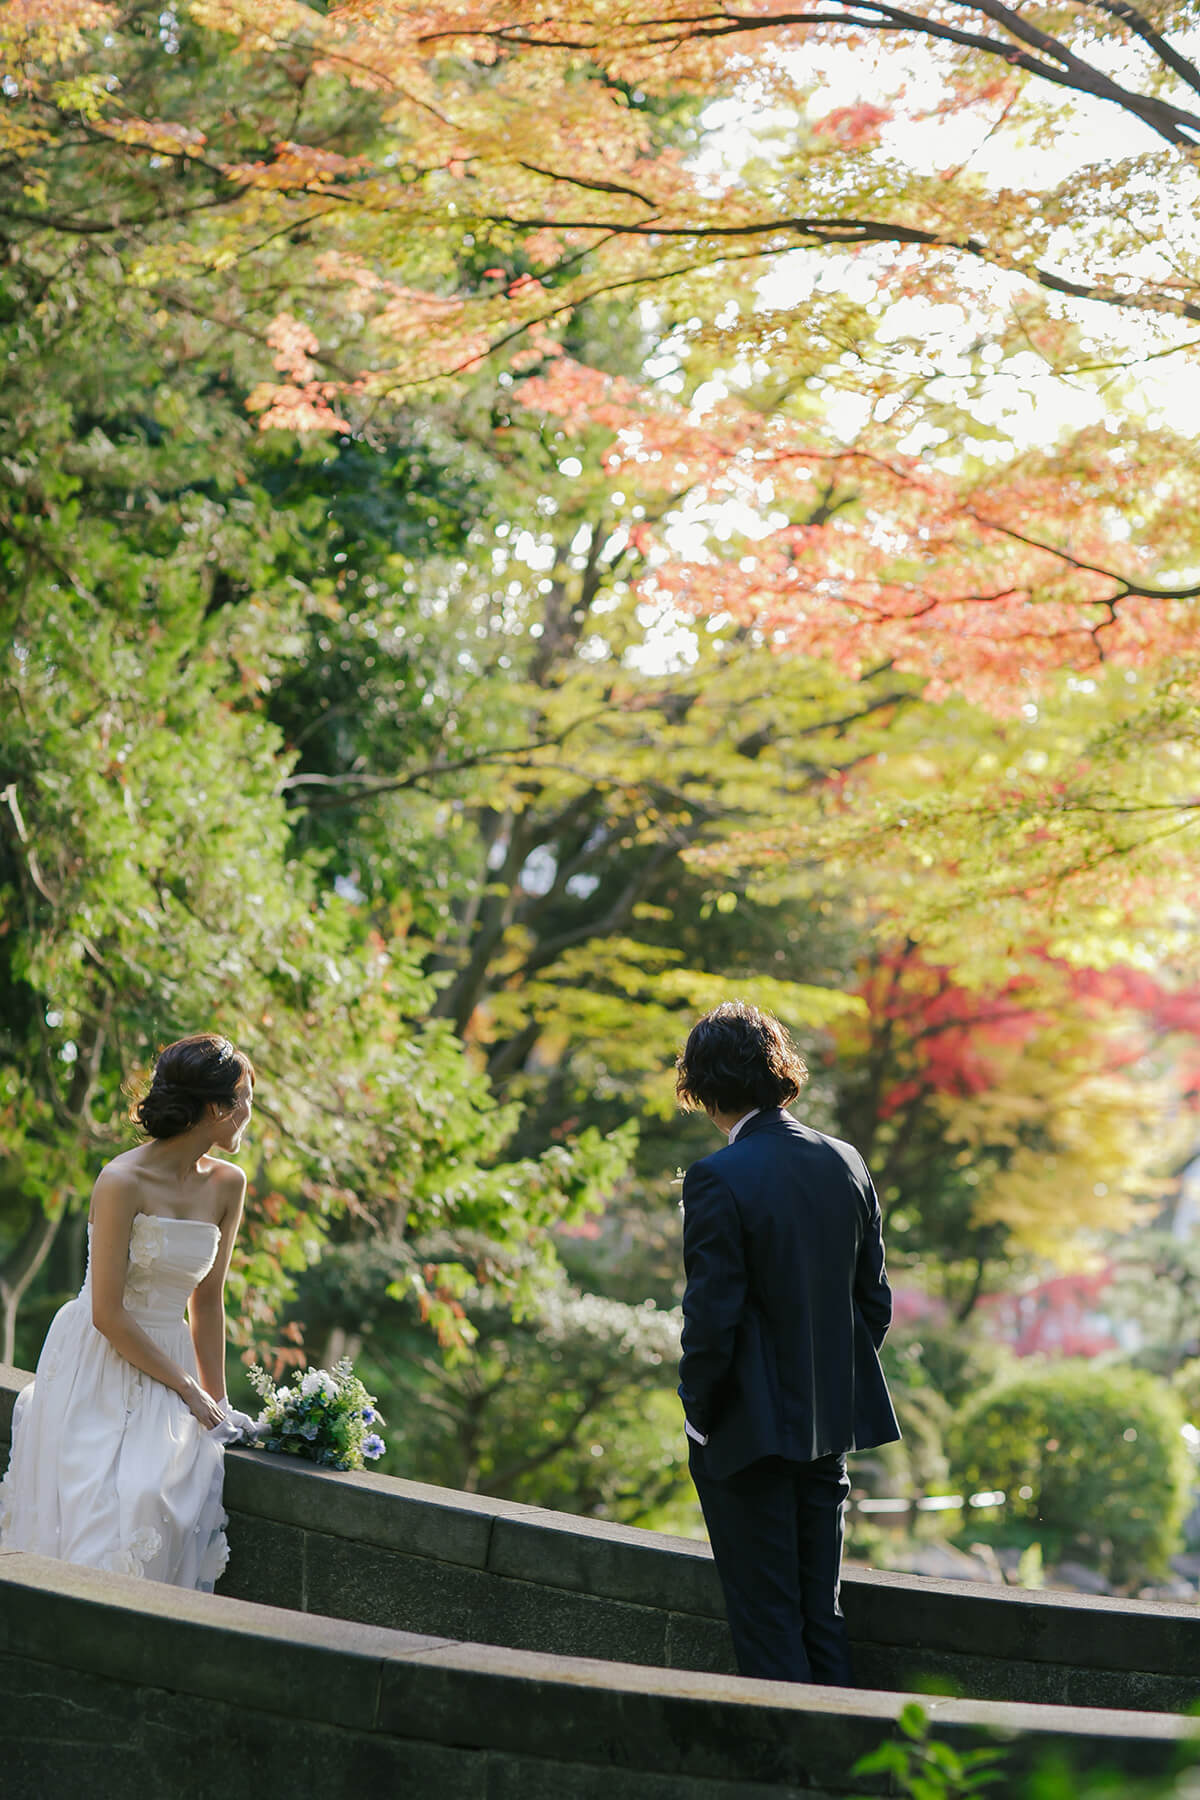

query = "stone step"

[0,1550,1196,1799]
[6,1359,1200,1796]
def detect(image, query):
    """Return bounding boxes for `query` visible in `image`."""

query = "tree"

[38,0,1191,379]
[826,946,1188,1283]
[7,4,1199,929]
[6,0,1200,1532]
[0,19,638,1360]
[1106,1234,1200,1376]
[329,1251,693,1524]
[1,547,639,1356]
[0,12,884,1418]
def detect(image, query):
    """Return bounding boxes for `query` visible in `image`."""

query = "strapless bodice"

[82,1212,221,1327]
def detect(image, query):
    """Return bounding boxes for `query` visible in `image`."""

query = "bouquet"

[246,1357,386,1472]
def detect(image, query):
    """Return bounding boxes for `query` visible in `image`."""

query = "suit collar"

[731,1107,794,1143]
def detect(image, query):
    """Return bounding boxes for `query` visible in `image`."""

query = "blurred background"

[4,0,1200,1602]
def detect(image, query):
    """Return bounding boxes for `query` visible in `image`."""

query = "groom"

[675,1001,900,1685]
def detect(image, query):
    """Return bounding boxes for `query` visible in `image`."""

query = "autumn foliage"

[3,0,1200,1410]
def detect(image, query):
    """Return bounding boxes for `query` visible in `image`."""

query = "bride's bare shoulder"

[204,1155,248,1197]
[88,1149,147,1219]
[92,1146,147,1189]
[203,1154,245,1179]
[98,1145,145,1176]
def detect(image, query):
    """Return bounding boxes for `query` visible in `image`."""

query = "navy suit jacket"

[678,1108,901,1479]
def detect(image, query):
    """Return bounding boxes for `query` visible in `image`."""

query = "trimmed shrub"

[948,1361,1193,1585]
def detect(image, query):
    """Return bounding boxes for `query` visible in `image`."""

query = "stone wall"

[214,1434,1200,1713]
[5,1361,1200,1797]
[0,1551,1195,1799]
[7,1363,1200,1715]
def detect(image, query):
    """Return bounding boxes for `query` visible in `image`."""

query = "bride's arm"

[187,1167,246,1405]
[89,1169,224,1430]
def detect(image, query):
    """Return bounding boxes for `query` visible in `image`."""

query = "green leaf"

[898,1703,930,1742]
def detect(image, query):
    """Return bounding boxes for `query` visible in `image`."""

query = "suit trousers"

[689,1443,853,1685]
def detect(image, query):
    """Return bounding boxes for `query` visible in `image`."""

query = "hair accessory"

[213,1038,234,1066]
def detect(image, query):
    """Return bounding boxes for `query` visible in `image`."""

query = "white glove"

[212,1398,262,1444]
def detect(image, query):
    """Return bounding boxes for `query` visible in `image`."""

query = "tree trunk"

[1,1014,108,1359]
[954,1254,991,1324]
[0,1207,62,1366]
[319,1324,363,1368]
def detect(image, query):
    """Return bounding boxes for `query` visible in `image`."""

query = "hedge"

[948,1361,1193,1584]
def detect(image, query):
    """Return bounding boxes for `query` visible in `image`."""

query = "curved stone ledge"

[5,1361,1200,1719]
[0,1551,1196,1799]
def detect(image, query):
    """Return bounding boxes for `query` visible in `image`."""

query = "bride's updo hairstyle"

[132,1033,254,1140]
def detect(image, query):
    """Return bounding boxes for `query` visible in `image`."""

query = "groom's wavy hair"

[131,1033,255,1140]
[675,1002,808,1117]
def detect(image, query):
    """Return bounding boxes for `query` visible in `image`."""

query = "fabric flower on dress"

[194,1511,231,1592]
[128,1214,165,1269]
[101,1533,162,1576]
[129,1525,162,1565]
[124,1214,165,1311]
[100,1548,141,1578]
[100,1524,163,1579]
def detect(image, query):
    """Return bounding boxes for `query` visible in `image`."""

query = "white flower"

[299,1369,337,1402]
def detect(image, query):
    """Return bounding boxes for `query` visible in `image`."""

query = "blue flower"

[363,1434,385,1461]
[361,1407,376,1424]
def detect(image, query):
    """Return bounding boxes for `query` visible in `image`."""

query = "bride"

[0,1032,254,1588]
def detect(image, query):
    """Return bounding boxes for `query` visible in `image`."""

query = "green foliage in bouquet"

[247,1358,386,1473]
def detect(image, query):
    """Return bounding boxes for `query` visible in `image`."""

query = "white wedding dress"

[0,1212,229,1589]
